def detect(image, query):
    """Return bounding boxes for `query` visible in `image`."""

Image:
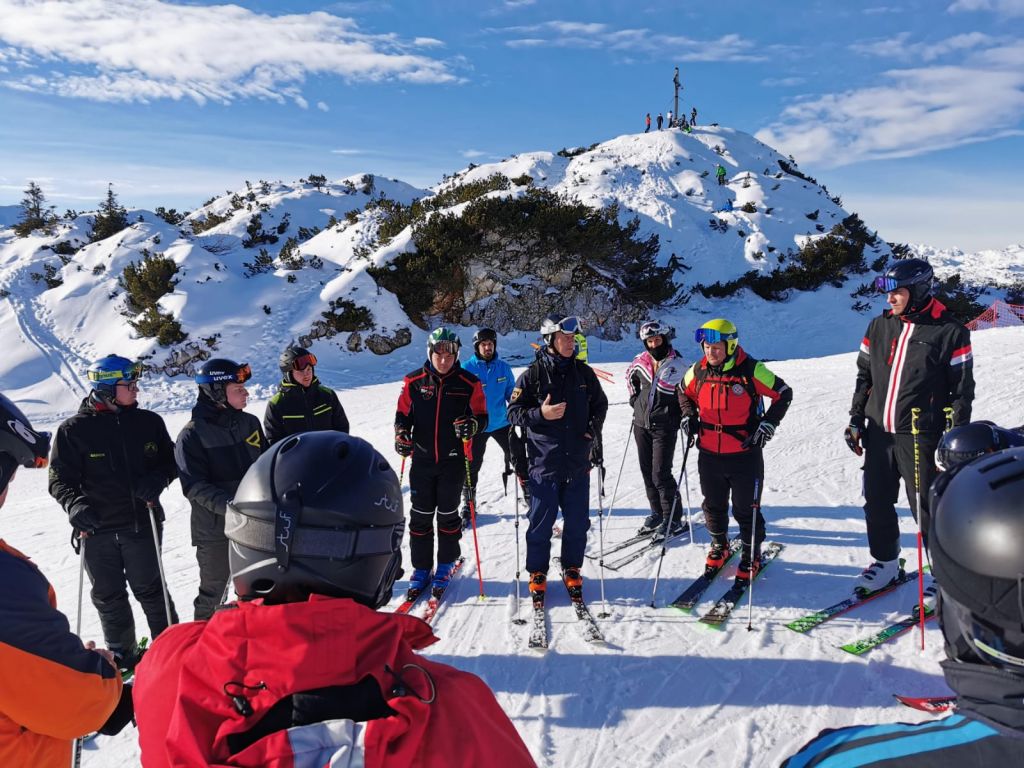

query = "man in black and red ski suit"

[677,318,792,581]
[844,258,974,591]
[394,328,488,595]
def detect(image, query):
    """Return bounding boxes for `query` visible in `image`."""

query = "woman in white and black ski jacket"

[626,322,687,535]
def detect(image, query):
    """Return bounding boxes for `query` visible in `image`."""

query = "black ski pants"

[194,538,230,621]
[466,425,513,503]
[698,448,765,557]
[862,422,939,562]
[409,459,463,570]
[83,522,178,653]
[633,424,682,523]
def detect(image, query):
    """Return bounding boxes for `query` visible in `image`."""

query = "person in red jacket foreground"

[0,393,129,768]
[677,319,792,582]
[134,430,536,768]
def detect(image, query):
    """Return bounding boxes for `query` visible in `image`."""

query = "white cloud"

[0,0,459,105]
[757,41,1024,168]
[413,37,445,48]
[761,76,806,87]
[461,149,486,159]
[331,149,365,155]
[948,0,1024,15]
[317,101,330,112]
[851,31,995,61]
[499,21,764,61]
[863,6,902,13]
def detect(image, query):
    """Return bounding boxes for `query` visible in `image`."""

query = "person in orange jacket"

[0,393,129,768]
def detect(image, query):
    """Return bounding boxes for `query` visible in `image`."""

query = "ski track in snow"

[3,327,1022,767]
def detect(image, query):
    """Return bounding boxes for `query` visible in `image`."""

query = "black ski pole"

[147,502,174,627]
[650,438,691,607]
[511,469,526,625]
[746,477,761,632]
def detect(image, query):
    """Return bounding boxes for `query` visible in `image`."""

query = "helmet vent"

[279,435,302,454]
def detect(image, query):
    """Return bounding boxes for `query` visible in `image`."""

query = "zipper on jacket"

[434,375,443,463]
[115,414,141,533]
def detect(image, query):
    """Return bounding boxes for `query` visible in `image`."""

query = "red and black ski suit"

[133,595,536,767]
[850,297,974,559]
[395,361,487,570]
[677,347,792,556]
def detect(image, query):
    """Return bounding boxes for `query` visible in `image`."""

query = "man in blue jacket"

[462,328,516,528]
[507,314,607,600]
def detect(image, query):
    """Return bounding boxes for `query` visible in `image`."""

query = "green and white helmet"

[427,327,461,357]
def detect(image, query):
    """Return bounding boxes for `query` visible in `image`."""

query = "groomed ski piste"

[5,325,1022,767]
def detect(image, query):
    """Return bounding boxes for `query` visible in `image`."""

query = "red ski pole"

[462,438,486,599]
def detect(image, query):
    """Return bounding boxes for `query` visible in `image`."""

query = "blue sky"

[1,0,1023,251]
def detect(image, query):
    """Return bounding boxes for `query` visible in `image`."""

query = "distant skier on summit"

[716,164,727,185]
[845,258,974,592]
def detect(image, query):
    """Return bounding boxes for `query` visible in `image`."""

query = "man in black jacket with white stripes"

[844,258,974,592]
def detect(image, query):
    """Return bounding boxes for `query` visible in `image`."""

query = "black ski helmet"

[935,421,1023,471]
[226,431,404,608]
[930,447,1024,668]
[0,393,50,493]
[874,257,934,311]
[196,358,251,406]
[473,327,497,357]
[278,344,317,376]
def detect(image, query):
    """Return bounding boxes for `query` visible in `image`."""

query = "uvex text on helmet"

[226,431,405,608]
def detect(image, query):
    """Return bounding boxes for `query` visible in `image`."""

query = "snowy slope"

[5,325,1022,768]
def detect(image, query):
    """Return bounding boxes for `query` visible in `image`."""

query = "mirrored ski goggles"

[640,322,668,340]
[551,316,581,335]
[431,341,459,355]
[694,328,736,345]
[292,353,317,371]
[88,362,142,384]
[874,276,901,293]
[197,363,252,385]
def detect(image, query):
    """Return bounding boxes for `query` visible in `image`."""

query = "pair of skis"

[393,557,466,625]
[667,538,784,627]
[528,558,606,650]
[588,524,694,571]
[785,566,935,655]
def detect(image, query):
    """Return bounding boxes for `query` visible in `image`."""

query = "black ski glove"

[395,429,413,457]
[844,416,865,456]
[589,432,604,468]
[680,414,698,448]
[98,682,135,736]
[69,502,100,535]
[742,421,776,449]
[454,416,479,440]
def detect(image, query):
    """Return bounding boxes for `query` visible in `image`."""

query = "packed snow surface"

[6,325,1022,767]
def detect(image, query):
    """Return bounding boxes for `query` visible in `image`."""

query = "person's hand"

[589,432,603,468]
[69,502,100,535]
[844,417,865,456]
[85,640,117,670]
[680,414,698,448]
[395,429,413,457]
[98,683,135,736]
[134,475,165,503]
[454,416,479,440]
[540,394,566,421]
[742,421,776,449]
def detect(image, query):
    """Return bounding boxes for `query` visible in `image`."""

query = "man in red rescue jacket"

[677,319,792,581]
[134,431,535,768]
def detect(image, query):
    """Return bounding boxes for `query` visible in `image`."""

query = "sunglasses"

[293,353,317,371]
[116,381,140,391]
[694,328,736,345]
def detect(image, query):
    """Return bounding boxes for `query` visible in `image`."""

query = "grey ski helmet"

[226,431,405,608]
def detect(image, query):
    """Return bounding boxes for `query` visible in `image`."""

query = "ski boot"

[637,512,663,536]
[562,566,583,601]
[854,558,903,595]
[652,515,688,542]
[735,551,762,584]
[529,571,547,606]
[705,540,730,569]
[407,568,431,600]
[431,561,456,597]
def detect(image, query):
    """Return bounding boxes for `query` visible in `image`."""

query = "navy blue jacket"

[507,349,608,480]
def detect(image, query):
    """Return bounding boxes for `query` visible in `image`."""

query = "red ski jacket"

[133,595,536,768]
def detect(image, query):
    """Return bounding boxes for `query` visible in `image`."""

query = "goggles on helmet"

[874,276,901,293]
[197,363,252,385]
[292,353,317,371]
[694,327,737,345]
[640,321,668,341]
[430,341,459,356]
[551,316,581,335]
[87,361,142,384]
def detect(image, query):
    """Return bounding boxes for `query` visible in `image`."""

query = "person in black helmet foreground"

[627,320,688,539]
[845,258,974,593]
[174,358,266,619]
[48,354,179,667]
[133,431,536,768]
[507,314,607,601]
[462,327,517,527]
[935,421,1024,471]
[784,447,1024,767]
[264,344,350,445]
[0,393,132,768]
[394,328,488,598]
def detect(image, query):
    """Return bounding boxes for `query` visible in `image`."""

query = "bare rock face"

[154,341,210,377]
[345,332,363,352]
[365,326,412,355]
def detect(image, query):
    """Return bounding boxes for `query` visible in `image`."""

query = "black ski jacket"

[394,361,488,465]
[507,349,608,480]
[263,376,350,445]
[851,297,974,435]
[48,396,177,534]
[174,393,266,543]
[626,347,685,431]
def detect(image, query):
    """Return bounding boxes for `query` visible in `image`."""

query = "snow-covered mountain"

[0,126,1018,420]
